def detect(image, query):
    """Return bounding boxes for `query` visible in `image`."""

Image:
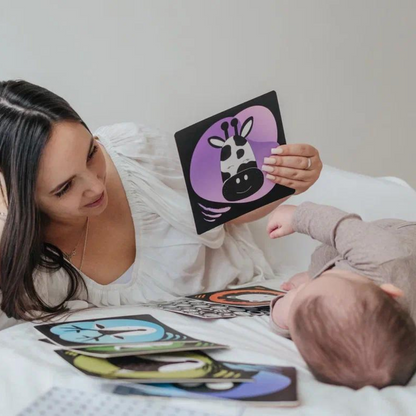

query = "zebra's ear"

[208,136,225,148]
[240,116,254,138]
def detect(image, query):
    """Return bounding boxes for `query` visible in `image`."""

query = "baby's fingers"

[280,282,292,291]
[269,226,287,239]
[267,216,282,234]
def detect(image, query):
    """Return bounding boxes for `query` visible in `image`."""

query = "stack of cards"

[35,314,252,385]
[147,285,286,319]
[35,310,298,407]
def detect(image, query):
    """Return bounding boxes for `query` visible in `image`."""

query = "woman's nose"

[83,171,104,197]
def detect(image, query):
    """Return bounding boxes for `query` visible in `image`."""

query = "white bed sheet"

[2,302,416,416]
[1,165,416,416]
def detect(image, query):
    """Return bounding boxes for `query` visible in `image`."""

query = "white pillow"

[248,165,416,276]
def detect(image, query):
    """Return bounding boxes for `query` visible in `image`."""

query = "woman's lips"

[85,191,104,208]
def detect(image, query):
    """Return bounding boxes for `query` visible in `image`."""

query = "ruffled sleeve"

[94,122,225,248]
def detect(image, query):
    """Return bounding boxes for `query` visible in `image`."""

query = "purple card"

[174,91,295,234]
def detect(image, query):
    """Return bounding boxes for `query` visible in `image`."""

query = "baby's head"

[274,269,416,389]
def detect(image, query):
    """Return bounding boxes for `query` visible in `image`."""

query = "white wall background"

[1,0,415,187]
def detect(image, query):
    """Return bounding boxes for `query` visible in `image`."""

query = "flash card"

[34,314,198,348]
[112,362,298,407]
[187,285,286,309]
[174,91,295,234]
[151,298,270,320]
[56,350,255,383]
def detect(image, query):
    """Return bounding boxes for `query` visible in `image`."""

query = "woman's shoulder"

[94,121,181,175]
[94,121,183,191]
[93,122,140,149]
[94,122,173,156]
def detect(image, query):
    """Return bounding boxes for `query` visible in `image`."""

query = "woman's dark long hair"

[0,80,88,320]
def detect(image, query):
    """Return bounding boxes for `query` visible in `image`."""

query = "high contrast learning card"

[34,314,199,348]
[64,340,228,358]
[187,285,286,309]
[174,91,295,234]
[112,362,298,407]
[151,298,271,319]
[55,350,255,383]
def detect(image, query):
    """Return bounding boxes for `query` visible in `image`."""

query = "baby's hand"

[267,205,297,239]
[280,271,311,291]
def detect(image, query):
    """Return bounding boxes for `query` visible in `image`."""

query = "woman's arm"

[230,144,322,225]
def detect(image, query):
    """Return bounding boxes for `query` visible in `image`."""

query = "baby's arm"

[292,202,409,278]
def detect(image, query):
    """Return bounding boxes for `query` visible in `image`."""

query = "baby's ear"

[380,283,404,299]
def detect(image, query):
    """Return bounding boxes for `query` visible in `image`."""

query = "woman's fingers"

[272,144,318,158]
[262,164,316,181]
[262,144,323,195]
[263,155,320,171]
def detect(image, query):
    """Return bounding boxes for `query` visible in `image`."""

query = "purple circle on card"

[189,105,278,204]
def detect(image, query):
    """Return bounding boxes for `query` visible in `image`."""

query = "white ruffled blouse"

[1,122,275,329]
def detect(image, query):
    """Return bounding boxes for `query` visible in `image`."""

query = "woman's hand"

[262,144,322,195]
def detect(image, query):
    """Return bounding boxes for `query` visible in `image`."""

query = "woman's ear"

[380,283,404,299]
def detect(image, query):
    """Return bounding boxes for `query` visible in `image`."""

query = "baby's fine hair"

[292,284,416,389]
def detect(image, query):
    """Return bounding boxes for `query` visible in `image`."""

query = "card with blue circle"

[35,314,200,348]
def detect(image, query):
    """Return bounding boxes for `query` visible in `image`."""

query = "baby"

[267,202,416,389]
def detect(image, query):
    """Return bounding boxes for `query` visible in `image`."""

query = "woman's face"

[36,121,108,222]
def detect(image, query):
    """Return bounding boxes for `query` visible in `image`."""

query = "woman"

[0,80,322,329]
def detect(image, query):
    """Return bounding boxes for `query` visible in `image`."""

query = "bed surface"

[2,300,416,416]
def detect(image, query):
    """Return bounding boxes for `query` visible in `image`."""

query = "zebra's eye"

[244,175,248,180]
[236,178,241,184]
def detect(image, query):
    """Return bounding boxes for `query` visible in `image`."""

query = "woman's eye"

[87,145,98,162]
[55,144,97,198]
[55,182,72,198]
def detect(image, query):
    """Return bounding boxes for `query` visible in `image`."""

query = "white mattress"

[2,165,416,416]
[2,300,416,416]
